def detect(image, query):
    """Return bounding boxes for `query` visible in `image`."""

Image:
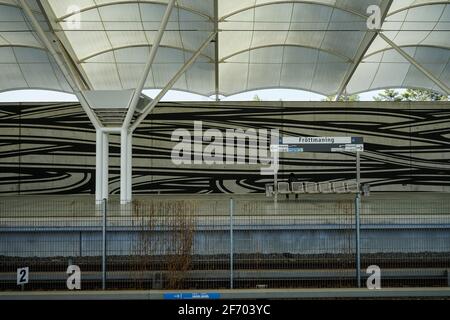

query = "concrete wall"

[1,228,449,258]
[1,101,449,195]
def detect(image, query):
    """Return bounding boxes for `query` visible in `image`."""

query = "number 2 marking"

[19,269,27,283]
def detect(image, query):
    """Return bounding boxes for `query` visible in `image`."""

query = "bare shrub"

[133,199,197,289]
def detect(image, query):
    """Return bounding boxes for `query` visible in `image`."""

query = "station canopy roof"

[0,0,449,98]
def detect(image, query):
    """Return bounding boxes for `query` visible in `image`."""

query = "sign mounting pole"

[274,168,278,204]
[270,136,364,198]
[356,151,361,191]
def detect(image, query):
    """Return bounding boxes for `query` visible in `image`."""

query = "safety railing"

[0,194,449,291]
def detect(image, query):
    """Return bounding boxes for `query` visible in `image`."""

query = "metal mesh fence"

[105,198,229,290]
[0,194,449,291]
[0,197,103,290]
[231,198,355,289]
[360,197,450,288]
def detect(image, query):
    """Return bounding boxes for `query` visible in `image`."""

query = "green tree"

[324,94,360,102]
[374,89,448,102]
[401,88,447,101]
[373,89,403,102]
[253,94,261,101]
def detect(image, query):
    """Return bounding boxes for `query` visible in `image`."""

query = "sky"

[0,88,385,103]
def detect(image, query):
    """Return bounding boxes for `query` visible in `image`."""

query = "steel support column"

[102,133,109,200]
[96,130,109,202]
[120,129,132,204]
[19,0,101,129]
[126,131,133,202]
[21,0,109,204]
[123,0,176,129]
[334,0,394,101]
[122,32,216,204]
[379,33,450,95]
[95,130,104,203]
[130,32,217,132]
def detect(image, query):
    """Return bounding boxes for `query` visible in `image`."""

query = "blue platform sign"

[288,146,303,153]
[163,292,221,300]
[273,136,364,153]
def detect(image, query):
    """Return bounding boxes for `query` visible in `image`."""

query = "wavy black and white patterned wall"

[0,101,449,195]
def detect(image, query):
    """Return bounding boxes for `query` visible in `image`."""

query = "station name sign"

[271,136,364,153]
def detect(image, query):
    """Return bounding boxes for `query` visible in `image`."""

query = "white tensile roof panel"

[367,4,449,55]
[46,0,214,19]
[347,46,450,94]
[0,0,448,97]
[0,33,70,92]
[348,1,450,95]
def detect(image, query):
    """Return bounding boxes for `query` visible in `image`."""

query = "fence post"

[355,192,361,288]
[447,270,450,287]
[102,198,107,290]
[230,198,234,289]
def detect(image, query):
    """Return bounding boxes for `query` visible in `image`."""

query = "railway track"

[0,268,448,290]
[1,253,449,290]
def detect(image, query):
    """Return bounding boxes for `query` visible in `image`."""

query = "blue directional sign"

[273,137,364,153]
[163,292,221,300]
[288,146,303,153]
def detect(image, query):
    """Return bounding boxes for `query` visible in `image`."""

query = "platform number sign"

[17,267,29,285]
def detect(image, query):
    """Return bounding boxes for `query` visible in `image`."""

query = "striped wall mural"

[0,101,449,195]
